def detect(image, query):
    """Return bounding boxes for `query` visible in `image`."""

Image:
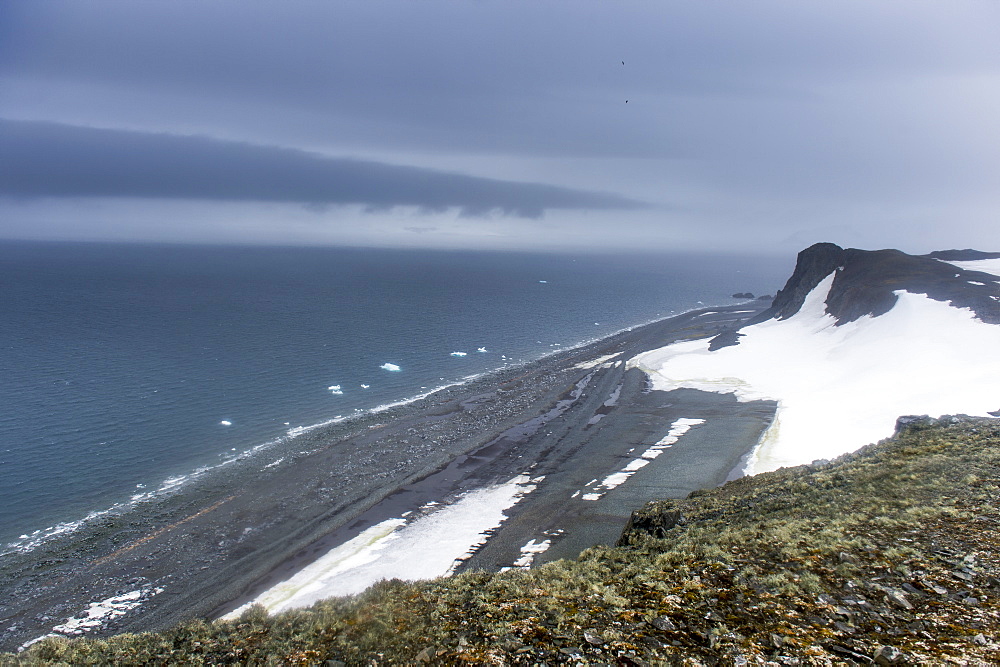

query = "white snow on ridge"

[629,272,1000,475]
[939,258,1000,277]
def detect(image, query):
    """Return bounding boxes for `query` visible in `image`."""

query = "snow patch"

[509,538,553,569]
[572,353,620,370]
[940,258,1000,277]
[224,474,541,616]
[577,417,704,500]
[20,587,164,651]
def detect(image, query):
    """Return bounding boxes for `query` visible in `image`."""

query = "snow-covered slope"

[630,244,1000,475]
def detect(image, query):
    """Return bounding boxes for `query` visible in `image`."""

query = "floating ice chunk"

[380,363,401,372]
[219,420,232,426]
[582,492,603,501]
[327,385,343,395]
[477,347,487,353]
[450,351,467,357]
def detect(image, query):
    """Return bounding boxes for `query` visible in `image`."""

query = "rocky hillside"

[746,243,1000,327]
[7,416,999,664]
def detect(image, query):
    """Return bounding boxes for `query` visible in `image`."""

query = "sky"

[1,0,999,254]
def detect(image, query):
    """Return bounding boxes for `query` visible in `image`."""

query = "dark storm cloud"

[0,120,641,217]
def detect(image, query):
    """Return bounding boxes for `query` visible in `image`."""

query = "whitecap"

[380,363,401,372]
[477,347,487,353]
[327,385,344,395]
[219,420,232,426]
[450,351,467,357]
[360,384,370,389]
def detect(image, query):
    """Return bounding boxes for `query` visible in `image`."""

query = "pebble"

[650,616,677,631]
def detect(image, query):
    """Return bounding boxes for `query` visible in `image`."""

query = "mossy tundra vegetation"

[6,416,1000,665]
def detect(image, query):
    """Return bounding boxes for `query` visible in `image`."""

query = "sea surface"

[0,241,790,553]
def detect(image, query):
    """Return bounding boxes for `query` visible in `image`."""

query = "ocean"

[0,241,789,553]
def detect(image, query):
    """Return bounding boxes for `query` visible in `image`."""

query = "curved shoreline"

[0,302,773,652]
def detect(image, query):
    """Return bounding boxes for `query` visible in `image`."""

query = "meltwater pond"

[0,241,789,550]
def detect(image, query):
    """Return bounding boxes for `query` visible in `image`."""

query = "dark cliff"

[746,242,1000,327]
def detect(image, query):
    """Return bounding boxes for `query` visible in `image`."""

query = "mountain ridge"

[744,242,1000,328]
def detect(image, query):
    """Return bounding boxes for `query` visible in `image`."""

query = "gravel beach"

[0,304,774,652]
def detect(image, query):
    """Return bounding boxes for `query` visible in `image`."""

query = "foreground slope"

[8,416,1000,664]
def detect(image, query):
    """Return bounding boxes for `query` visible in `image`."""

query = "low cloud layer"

[0,120,640,218]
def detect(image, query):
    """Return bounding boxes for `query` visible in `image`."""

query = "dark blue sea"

[0,241,790,552]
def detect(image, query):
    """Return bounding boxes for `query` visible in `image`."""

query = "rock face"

[746,242,1000,327]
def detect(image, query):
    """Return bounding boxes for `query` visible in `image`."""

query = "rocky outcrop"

[746,242,1000,327]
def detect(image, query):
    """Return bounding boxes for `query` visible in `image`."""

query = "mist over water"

[0,241,790,547]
